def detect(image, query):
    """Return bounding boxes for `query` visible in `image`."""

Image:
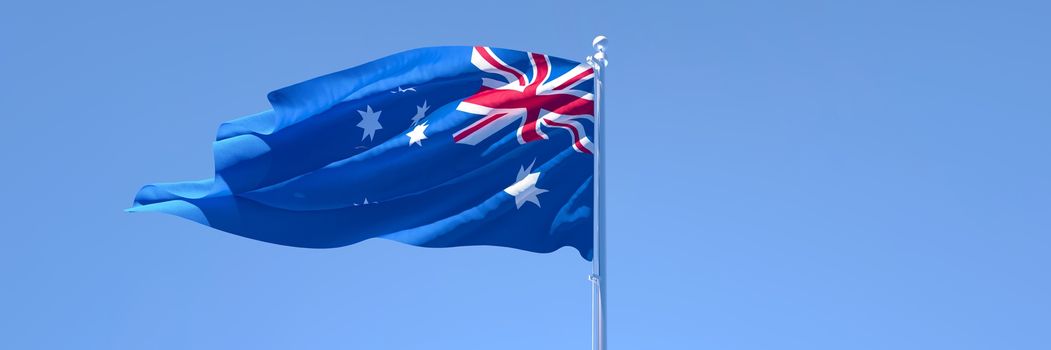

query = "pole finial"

[592,35,608,51]
[587,35,609,69]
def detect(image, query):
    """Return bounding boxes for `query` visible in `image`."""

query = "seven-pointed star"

[357,105,383,141]
[411,100,429,124]
[503,161,548,209]
[406,123,429,146]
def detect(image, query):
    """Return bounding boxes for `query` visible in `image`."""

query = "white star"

[354,197,371,206]
[503,160,548,209]
[357,105,383,141]
[411,100,429,124]
[406,123,429,146]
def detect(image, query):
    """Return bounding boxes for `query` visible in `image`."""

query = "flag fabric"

[131,46,596,260]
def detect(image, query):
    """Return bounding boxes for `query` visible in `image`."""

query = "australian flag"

[131,46,596,260]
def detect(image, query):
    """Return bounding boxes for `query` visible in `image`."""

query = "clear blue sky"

[2,1,1049,349]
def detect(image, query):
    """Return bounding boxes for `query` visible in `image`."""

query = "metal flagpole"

[587,35,608,350]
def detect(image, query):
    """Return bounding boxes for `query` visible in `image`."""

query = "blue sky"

[2,0,1049,349]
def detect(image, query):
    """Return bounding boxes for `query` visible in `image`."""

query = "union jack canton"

[455,46,596,154]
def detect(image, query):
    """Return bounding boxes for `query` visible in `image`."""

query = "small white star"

[503,160,548,209]
[357,105,383,141]
[406,123,429,146]
[411,100,429,124]
[354,197,371,206]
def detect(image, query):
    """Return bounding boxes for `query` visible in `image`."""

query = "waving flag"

[131,46,596,260]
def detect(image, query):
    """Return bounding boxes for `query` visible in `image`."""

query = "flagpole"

[587,35,609,350]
